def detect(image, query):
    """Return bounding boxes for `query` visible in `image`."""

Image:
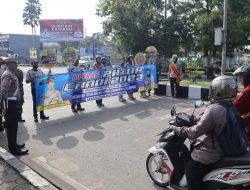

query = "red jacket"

[233,85,250,126]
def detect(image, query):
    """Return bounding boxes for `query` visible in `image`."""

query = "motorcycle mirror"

[170,106,176,116]
[169,119,176,125]
[195,100,204,108]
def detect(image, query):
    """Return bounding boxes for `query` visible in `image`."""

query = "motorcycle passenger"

[170,76,238,190]
[233,65,250,134]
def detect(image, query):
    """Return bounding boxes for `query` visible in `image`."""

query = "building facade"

[0,34,40,64]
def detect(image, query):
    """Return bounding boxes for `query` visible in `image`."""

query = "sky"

[0,0,103,37]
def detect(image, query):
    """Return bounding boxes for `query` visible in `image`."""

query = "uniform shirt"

[92,62,104,69]
[15,69,24,96]
[174,103,227,164]
[169,62,182,78]
[0,69,20,109]
[26,69,43,88]
[67,64,82,72]
[233,85,250,126]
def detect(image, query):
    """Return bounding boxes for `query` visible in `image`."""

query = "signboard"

[62,47,78,65]
[110,53,123,65]
[214,27,222,46]
[134,53,146,65]
[40,19,84,42]
[35,64,158,111]
[41,50,57,68]
[29,48,37,59]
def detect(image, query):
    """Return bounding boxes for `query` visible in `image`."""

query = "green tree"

[97,0,167,55]
[23,0,42,47]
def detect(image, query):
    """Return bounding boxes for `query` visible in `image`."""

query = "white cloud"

[0,0,103,36]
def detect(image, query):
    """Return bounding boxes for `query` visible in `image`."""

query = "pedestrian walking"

[67,59,85,112]
[0,57,28,155]
[92,55,105,107]
[26,60,49,122]
[169,55,182,98]
[15,68,25,122]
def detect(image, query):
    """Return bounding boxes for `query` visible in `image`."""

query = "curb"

[158,83,209,101]
[0,146,58,190]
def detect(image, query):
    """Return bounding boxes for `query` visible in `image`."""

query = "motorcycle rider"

[233,65,250,134]
[170,76,238,190]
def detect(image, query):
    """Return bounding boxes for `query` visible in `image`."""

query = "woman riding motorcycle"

[170,76,238,190]
[233,65,250,133]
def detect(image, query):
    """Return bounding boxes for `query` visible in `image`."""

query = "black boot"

[40,115,49,120]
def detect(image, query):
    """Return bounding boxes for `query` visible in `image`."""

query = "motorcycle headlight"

[155,142,167,149]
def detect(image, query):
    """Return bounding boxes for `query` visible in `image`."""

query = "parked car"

[79,56,95,69]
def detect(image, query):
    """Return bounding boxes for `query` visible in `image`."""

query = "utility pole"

[221,0,228,75]
[164,0,168,59]
[165,0,167,19]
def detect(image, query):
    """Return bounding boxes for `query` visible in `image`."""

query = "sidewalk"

[0,158,36,190]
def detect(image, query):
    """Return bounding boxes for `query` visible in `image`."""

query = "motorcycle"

[146,100,250,190]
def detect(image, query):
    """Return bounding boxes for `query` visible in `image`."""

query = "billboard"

[40,19,84,42]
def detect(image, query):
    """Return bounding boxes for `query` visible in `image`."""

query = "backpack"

[214,102,249,157]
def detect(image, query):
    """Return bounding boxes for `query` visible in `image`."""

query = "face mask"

[33,65,38,69]
[173,59,177,63]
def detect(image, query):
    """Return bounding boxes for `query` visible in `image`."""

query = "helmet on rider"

[233,65,250,88]
[209,75,238,101]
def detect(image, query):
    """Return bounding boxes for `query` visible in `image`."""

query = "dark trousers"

[96,99,103,105]
[17,97,24,120]
[170,77,180,98]
[4,100,18,151]
[31,88,44,118]
[185,158,212,190]
[71,103,82,110]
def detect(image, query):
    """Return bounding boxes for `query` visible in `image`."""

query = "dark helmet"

[233,65,250,77]
[209,75,238,101]
[233,65,250,87]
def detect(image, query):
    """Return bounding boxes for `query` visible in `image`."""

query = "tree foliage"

[23,0,42,39]
[97,0,250,56]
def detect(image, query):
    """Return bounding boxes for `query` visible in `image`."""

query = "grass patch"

[180,80,210,88]
[162,80,211,88]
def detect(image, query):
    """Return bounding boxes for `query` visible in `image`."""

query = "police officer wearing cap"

[26,60,49,122]
[0,58,28,155]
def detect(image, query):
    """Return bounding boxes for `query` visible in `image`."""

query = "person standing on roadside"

[67,59,85,113]
[125,55,137,100]
[15,67,25,122]
[0,57,28,155]
[92,55,105,107]
[169,55,182,98]
[26,60,49,122]
[0,58,6,132]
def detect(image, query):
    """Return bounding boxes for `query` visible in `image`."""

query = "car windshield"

[80,57,94,61]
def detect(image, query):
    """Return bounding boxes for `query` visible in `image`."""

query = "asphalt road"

[0,66,195,190]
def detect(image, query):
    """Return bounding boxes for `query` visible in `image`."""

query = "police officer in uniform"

[0,58,28,155]
[15,67,25,122]
[26,60,49,122]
